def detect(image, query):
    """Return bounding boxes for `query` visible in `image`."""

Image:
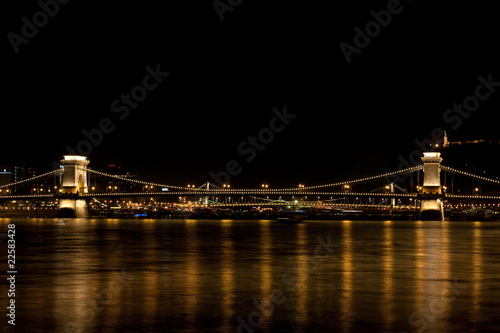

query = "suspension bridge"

[0,153,499,219]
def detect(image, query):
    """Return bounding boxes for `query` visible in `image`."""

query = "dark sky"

[3,1,499,187]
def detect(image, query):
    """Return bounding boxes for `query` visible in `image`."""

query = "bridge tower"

[57,155,90,218]
[419,152,444,220]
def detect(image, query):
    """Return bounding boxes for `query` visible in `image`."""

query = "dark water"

[2,218,500,333]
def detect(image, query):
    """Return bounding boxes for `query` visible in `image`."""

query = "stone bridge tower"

[419,152,444,220]
[57,155,90,218]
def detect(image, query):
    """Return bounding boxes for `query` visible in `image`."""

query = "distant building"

[0,162,51,194]
[443,131,449,148]
[0,165,12,186]
[443,132,499,147]
[13,162,38,183]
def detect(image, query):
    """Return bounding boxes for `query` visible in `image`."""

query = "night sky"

[3,1,499,187]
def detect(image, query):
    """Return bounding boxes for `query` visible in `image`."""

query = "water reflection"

[259,220,273,321]
[423,222,451,327]
[3,218,499,333]
[471,221,482,324]
[220,220,234,332]
[140,221,160,328]
[409,221,454,332]
[382,220,394,331]
[414,220,425,327]
[295,223,308,329]
[340,220,353,333]
[184,220,199,332]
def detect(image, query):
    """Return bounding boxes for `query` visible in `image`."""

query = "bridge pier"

[58,198,89,218]
[57,155,90,218]
[419,152,444,221]
[420,199,444,221]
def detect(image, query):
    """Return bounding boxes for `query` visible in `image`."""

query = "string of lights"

[79,167,187,190]
[289,165,424,191]
[81,191,419,197]
[80,165,424,192]
[440,165,500,185]
[0,169,63,189]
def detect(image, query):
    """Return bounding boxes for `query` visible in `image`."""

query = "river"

[1,218,499,333]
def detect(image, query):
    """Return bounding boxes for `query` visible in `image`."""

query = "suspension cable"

[0,169,63,189]
[79,167,188,190]
[293,165,423,191]
[440,165,500,185]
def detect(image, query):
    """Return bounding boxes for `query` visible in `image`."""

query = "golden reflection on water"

[340,220,353,333]
[471,221,482,323]
[141,222,159,326]
[414,221,425,319]
[259,220,273,322]
[295,223,308,329]
[184,220,199,332]
[382,220,394,331]
[55,247,91,331]
[220,220,234,332]
[413,221,453,330]
[440,221,451,320]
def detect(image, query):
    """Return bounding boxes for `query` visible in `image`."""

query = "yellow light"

[63,155,88,162]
